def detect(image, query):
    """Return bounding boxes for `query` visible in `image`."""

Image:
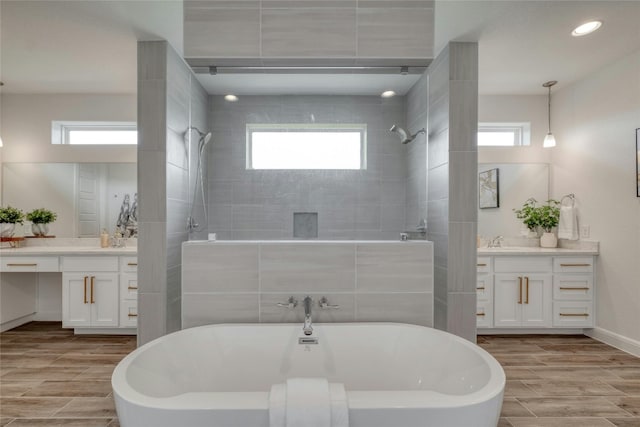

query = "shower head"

[198,132,212,154]
[389,124,426,144]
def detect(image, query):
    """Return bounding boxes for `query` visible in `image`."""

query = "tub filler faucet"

[303,296,313,336]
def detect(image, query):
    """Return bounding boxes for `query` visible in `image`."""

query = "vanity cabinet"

[477,253,596,331]
[62,257,120,328]
[119,256,138,328]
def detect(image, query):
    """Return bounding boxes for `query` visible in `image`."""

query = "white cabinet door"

[62,274,91,327]
[63,273,118,327]
[521,274,552,327]
[90,274,119,327]
[494,274,522,327]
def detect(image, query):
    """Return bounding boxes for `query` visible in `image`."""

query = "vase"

[31,223,49,237]
[0,223,16,237]
[540,232,557,248]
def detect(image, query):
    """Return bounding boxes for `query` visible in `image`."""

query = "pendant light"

[542,80,557,148]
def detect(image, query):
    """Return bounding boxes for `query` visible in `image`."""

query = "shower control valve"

[319,297,340,309]
[277,297,298,309]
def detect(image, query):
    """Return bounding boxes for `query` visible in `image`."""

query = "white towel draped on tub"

[558,205,579,240]
[269,378,349,427]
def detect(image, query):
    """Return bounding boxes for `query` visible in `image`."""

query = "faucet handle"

[319,297,339,309]
[277,297,298,309]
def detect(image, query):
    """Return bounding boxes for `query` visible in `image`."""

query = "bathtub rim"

[112,322,505,411]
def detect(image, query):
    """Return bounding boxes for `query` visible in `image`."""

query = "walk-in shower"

[389,124,426,144]
[185,127,212,232]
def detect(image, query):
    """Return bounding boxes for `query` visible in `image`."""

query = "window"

[247,124,366,170]
[52,121,137,145]
[478,122,530,147]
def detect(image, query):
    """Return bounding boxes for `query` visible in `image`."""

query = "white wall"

[551,49,640,346]
[0,93,136,163]
[478,94,550,164]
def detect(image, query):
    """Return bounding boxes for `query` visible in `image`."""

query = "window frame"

[51,121,137,145]
[477,122,531,147]
[246,123,368,170]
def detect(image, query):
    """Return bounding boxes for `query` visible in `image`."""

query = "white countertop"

[0,246,137,256]
[478,247,598,256]
[184,240,432,245]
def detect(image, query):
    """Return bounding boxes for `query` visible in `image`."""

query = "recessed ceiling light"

[572,21,602,37]
[224,94,239,102]
[381,90,396,98]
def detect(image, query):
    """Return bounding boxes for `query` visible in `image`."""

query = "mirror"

[478,163,549,238]
[2,163,137,238]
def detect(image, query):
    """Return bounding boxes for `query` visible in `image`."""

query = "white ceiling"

[1,1,639,96]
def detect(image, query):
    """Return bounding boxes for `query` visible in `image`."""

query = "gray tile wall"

[181,241,433,328]
[138,41,210,345]
[183,0,434,62]
[405,70,428,231]
[207,95,408,240]
[427,42,478,343]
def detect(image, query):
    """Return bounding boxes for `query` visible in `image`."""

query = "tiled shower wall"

[181,241,433,328]
[427,42,478,342]
[405,72,428,232]
[138,41,209,345]
[207,95,410,240]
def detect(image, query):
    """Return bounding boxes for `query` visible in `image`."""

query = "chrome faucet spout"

[303,296,313,336]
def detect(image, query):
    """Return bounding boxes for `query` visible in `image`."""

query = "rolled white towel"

[286,378,331,427]
[269,383,286,427]
[269,379,349,427]
[558,206,579,240]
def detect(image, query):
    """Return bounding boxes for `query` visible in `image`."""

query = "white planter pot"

[0,223,16,237]
[31,223,50,236]
[540,232,557,248]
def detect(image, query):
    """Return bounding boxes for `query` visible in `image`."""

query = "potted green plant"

[26,208,57,237]
[0,205,25,237]
[513,198,540,237]
[537,199,560,248]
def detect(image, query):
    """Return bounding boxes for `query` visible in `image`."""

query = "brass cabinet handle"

[90,276,95,304]
[477,263,487,267]
[525,276,529,304]
[559,287,590,291]
[476,313,486,316]
[7,263,38,267]
[128,313,138,317]
[127,286,138,290]
[560,263,591,267]
[517,277,523,304]
[559,313,589,317]
[127,262,138,266]
[83,276,88,304]
[476,286,485,290]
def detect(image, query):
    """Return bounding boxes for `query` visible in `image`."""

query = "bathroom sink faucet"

[488,236,504,248]
[303,296,313,336]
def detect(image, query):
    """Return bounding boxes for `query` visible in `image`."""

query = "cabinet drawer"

[120,273,138,300]
[553,275,593,300]
[1,256,59,272]
[476,273,492,302]
[477,257,491,273]
[553,301,593,327]
[120,257,138,273]
[494,256,552,273]
[476,300,493,328]
[120,300,138,328]
[62,256,118,272]
[553,257,594,273]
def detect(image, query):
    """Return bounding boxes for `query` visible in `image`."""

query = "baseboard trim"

[1,314,35,332]
[72,328,136,336]
[478,328,585,335]
[34,311,62,322]
[586,327,640,358]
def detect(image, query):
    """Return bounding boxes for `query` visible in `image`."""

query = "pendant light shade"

[543,80,557,148]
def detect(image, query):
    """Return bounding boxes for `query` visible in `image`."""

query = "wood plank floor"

[478,335,640,426]
[1,323,639,426]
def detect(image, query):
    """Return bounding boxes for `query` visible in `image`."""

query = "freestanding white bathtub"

[112,323,505,427]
